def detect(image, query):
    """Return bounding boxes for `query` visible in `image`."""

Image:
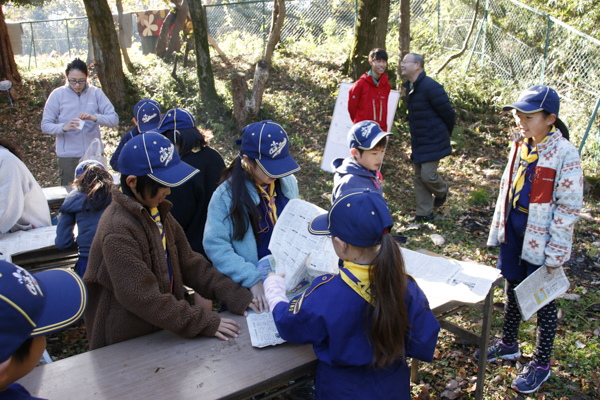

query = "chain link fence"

[11,0,600,169]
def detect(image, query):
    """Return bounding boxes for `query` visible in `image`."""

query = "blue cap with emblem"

[347,120,392,151]
[152,108,196,134]
[308,189,393,248]
[134,99,161,133]
[502,85,560,116]
[0,260,87,363]
[241,120,300,179]
[118,132,199,187]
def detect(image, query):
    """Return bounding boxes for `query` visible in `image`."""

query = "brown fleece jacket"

[84,186,253,350]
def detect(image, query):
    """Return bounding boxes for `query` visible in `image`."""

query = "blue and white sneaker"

[475,338,521,362]
[511,361,551,394]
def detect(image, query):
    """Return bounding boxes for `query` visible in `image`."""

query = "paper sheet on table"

[400,248,501,303]
[268,199,339,292]
[246,310,286,348]
[514,266,570,321]
[255,254,311,299]
[0,226,57,257]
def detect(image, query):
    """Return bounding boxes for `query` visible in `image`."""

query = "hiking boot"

[408,212,435,223]
[511,361,551,394]
[475,338,521,362]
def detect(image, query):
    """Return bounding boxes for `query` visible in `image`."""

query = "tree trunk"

[156,10,176,58]
[116,0,135,73]
[82,0,127,110]
[264,0,285,63]
[188,0,220,113]
[0,6,21,84]
[231,73,248,130]
[397,0,410,90]
[165,0,190,59]
[347,0,391,81]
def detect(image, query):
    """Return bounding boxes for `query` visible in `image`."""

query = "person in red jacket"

[348,48,391,132]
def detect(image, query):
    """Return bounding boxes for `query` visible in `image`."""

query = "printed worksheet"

[514,266,570,320]
[246,310,286,348]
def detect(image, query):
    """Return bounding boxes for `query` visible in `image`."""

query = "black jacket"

[167,146,226,258]
[403,71,455,164]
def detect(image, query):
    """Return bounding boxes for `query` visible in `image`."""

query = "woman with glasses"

[41,58,118,185]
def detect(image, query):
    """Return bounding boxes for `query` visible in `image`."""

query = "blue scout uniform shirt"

[497,133,553,280]
[256,181,289,259]
[272,270,440,399]
[0,383,46,400]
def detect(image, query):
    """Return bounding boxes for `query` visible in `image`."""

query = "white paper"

[246,310,286,348]
[0,226,57,257]
[320,82,401,172]
[401,248,501,303]
[268,199,339,292]
[514,266,570,321]
[76,118,85,130]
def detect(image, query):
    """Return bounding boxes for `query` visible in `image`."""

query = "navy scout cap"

[347,120,392,151]
[502,85,560,116]
[135,99,161,133]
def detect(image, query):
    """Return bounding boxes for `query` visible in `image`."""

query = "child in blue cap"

[263,190,440,399]
[331,120,392,203]
[481,85,583,394]
[152,108,226,258]
[203,120,300,313]
[109,99,161,172]
[0,260,87,399]
[84,132,258,350]
[55,160,113,278]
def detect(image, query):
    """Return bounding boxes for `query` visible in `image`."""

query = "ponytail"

[220,154,261,241]
[76,164,112,212]
[367,233,410,368]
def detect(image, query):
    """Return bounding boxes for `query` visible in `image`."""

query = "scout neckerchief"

[510,127,555,209]
[340,261,374,305]
[257,182,278,224]
[150,207,173,293]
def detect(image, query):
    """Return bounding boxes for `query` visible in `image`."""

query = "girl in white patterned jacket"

[480,85,583,394]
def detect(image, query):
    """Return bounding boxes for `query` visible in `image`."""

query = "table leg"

[475,286,495,400]
[411,358,420,383]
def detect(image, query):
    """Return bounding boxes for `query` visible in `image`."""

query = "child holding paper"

[203,121,300,313]
[263,190,439,399]
[482,85,583,394]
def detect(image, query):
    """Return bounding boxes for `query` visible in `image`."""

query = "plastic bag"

[79,138,108,167]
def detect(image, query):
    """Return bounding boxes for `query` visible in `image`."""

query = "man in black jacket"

[401,53,455,222]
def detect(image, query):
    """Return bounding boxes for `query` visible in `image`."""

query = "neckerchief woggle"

[510,127,554,208]
[340,261,374,305]
[257,181,278,224]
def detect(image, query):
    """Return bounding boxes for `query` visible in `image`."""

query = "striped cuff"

[264,275,288,310]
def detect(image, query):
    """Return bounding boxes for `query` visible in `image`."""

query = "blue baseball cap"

[0,261,87,363]
[502,85,560,116]
[135,99,161,133]
[348,120,392,150]
[241,120,300,179]
[309,189,393,248]
[153,108,196,134]
[118,132,199,187]
[74,159,106,179]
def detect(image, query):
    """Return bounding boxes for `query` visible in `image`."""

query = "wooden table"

[18,313,318,400]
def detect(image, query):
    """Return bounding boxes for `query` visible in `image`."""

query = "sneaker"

[511,361,551,394]
[408,212,435,223]
[475,338,521,362]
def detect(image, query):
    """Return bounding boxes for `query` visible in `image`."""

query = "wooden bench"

[42,185,73,206]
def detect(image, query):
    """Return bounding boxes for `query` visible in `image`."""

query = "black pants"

[502,279,557,366]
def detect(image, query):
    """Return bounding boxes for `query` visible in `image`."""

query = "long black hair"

[220,153,261,241]
[543,111,570,142]
[162,127,213,157]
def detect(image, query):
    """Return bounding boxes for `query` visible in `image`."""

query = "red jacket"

[348,72,391,132]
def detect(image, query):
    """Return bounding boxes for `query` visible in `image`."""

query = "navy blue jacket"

[331,157,383,203]
[109,126,139,172]
[272,273,440,399]
[403,71,455,164]
[55,189,110,257]
[167,146,225,258]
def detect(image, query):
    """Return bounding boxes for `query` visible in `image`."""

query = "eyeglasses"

[68,79,87,85]
[401,60,418,65]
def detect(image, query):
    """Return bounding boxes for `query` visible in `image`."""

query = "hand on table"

[214,317,241,341]
[250,281,269,313]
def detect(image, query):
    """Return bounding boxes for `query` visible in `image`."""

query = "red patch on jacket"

[530,167,556,204]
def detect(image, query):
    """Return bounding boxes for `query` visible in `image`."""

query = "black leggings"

[501,279,558,366]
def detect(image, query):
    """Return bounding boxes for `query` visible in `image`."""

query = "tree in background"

[81,0,127,109]
[397,0,410,90]
[0,0,43,85]
[347,0,390,81]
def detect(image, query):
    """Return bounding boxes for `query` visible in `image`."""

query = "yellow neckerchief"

[149,207,167,252]
[340,261,374,305]
[510,127,554,208]
[257,182,278,224]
